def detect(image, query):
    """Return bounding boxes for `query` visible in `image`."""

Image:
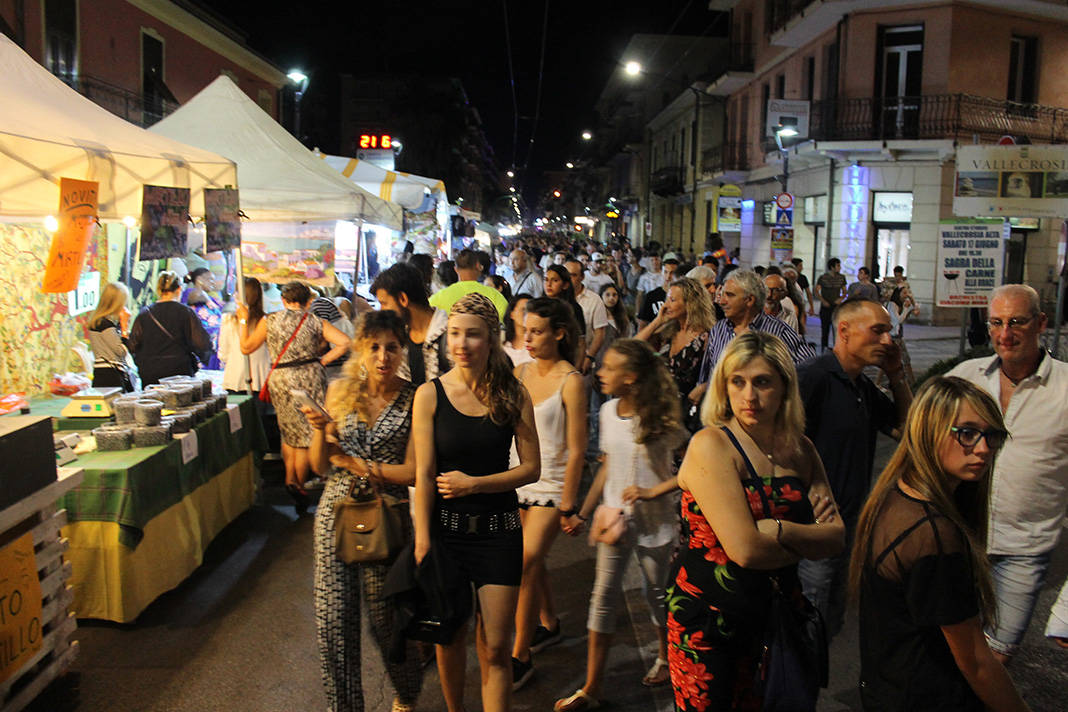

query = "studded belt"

[436,508,521,535]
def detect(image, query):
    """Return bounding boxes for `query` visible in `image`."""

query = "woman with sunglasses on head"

[849,377,1029,712]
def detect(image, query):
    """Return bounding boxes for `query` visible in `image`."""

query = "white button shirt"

[947,353,1068,556]
[574,287,609,341]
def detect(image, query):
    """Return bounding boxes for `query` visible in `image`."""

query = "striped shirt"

[698,311,815,383]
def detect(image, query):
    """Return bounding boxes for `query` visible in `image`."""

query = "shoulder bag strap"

[719,426,773,519]
[146,305,178,343]
[264,310,310,385]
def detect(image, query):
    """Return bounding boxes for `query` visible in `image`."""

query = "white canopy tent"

[150,76,402,228]
[0,34,236,219]
[317,152,446,211]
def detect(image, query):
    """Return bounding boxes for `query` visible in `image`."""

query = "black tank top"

[432,378,517,514]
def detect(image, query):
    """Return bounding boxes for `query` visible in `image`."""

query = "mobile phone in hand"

[292,389,330,419]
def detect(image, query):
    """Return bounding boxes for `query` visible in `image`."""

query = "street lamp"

[773,120,798,193]
[624,61,642,77]
[581,130,593,141]
[565,162,574,169]
[287,69,309,144]
[507,170,515,178]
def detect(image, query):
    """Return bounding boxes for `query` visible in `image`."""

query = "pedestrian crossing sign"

[775,207,793,227]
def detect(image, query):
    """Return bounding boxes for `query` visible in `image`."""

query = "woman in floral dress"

[667,332,844,710]
[182,267,224,369]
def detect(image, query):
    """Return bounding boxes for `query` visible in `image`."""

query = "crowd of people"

[89,233,1066,711]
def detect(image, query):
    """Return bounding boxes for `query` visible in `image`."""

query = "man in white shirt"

[584,252,615,296]
[947,284,1068,661]
[565,258,609,373]
[507,248,543,297]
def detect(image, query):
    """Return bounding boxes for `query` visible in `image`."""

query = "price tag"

[227,403,242,433]
[176,431,199,465]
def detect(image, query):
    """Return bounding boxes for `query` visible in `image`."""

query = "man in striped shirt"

[696,269,814,385]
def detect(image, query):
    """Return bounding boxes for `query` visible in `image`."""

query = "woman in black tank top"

[412,293,540,712]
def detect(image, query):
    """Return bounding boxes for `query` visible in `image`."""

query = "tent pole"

[235,243,253,395]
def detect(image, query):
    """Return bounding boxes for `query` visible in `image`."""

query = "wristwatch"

[558,507,577,518]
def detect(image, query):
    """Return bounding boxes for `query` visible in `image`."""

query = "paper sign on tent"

[41,178,99,293]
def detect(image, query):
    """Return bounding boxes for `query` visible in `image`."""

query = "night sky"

[211,1,720,208]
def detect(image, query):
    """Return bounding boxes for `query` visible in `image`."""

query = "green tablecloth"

[56,395,268,549]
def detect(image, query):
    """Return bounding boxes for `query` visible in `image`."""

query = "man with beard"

[371,263,449,383]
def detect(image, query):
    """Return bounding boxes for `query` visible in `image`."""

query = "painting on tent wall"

[241,221,335,287]
[0,222,108,394]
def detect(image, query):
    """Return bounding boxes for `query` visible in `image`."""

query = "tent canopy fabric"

[0,35,236,220]
[318,152,446,211]
[150,76,402,228]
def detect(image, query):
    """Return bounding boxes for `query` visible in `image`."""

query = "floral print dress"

[660,331,708,434]
[666,428,814,711]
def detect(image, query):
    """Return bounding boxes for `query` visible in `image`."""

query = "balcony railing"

[761,94,1068,153]
[64,74,180,127]
[702,143,748,176]
[651,166,685,196]
[765,0,811,35]
[726,42,755,73]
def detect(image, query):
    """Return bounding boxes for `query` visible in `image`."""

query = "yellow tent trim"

[341,158,358,178]
[381,171,397,202]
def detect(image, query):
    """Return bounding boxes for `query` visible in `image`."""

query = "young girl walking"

[554,339,688,711]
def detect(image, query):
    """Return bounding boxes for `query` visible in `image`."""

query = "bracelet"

[576,512,589,522]
[375,461,383,479]
[558,507,577,518]
[774,518,783,542]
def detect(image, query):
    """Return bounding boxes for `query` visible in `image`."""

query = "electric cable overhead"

[520,0,551,178]
[501,0,520,171]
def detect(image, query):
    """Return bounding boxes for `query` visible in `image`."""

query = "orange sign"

[0,532,43,683]
[41,177,99,293]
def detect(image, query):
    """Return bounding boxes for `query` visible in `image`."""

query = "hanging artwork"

[240,220,336,287]
[204,188,241,253]
[138,185,190,260]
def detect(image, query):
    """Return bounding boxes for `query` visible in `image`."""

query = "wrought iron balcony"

[64,74,179,127]
[651,166,685,196]
[702,143,748,177]
[726,42,755,73]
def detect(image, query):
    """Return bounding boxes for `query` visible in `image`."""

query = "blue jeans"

[986,552,1052,656]
[798,550,849,640]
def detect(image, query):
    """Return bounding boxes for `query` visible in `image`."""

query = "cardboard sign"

[67,270,102,316]
[41,178,99,293]
[226,403,242,434]
[935,221,1004,307]
[0,532,44,683]
[138,185,190,261]
[176,430,199,465]
[204,188,241,253]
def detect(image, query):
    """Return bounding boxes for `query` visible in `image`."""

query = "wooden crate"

[0,469,83,712]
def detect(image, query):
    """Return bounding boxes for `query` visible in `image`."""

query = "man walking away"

[816,258,847,351]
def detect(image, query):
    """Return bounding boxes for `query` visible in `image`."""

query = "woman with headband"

[411,292,540,712]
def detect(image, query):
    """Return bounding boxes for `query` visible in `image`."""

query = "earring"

[359,363,368,381]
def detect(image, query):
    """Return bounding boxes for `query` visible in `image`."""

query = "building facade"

[704,0,1068,322]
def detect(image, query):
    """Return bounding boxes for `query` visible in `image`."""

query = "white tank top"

[512,365,575,505]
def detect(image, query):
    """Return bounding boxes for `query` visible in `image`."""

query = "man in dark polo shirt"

[797,298,912,637]
[815,258,847,351]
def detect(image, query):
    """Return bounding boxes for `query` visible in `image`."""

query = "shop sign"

[935,220,1003,307]
[42,177,99,294]
[872,192,913,223]
[954,144,1068,218]
[138,185,191,261]
[716,184,743,233]
[67,270,101,316]
[765,100,810,139]
[0,532,43,683]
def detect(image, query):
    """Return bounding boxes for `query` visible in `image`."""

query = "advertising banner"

[716,184,742,233]
[954,144,1068,218]
[935,220,1003,307]
[203,188,241,253]
[138,185,191,261]
[41,177,99,293]
[770,227,794,262]
[240,220,336,287]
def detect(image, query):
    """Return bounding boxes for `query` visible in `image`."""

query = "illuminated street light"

[553,190,562,198]
[581,131,592,141]
[507,170,515,178]
[624,61,642,76]
[565,162,574,169]
[287,69,310,144]
[509,187,516,192]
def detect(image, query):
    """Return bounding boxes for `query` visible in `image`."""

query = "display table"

[56,395,267,622]
[0,467,83,712]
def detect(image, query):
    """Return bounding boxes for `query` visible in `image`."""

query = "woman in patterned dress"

[181,267,224,369]
[238,281,350,510]
[301,311,423,712]
[635,277,715,434]
[667,331,844,711]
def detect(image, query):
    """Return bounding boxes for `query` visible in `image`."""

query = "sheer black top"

[859,487,982,711]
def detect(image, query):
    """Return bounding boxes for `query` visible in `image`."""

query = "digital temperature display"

[359,134,393,149]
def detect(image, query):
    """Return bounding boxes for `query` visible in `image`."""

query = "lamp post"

[773,121,798,193]
[287,69,309,144]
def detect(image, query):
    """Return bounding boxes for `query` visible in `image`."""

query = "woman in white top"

[554,338,687,711]
[219,277,270,392]
[510,297,587,689]
[501,293,534,367]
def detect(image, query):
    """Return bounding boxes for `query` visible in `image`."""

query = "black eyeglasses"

[949,426,1008,450]
[987,315,1035,330]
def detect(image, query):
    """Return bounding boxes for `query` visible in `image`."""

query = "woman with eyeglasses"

[849,376,1030,712]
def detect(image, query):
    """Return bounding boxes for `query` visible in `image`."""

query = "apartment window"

[45,0,77,82]
[822,42,839,102]
[761,83,770,137]
[775,74,785,99]
[804,56,816,101]
[1007,36,1038,104]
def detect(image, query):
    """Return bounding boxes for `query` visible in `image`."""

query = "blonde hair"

[325,311,407,425]
[701,331,805,452]
[661,277,716,339]
[88,282,129,329]
[450,293,524,426]
[849,377,1003,624]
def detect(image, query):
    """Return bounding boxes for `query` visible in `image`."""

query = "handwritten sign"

[226,403,242,433]
[204,188,241,253]
[0,532,43,683]
[41,178,99,293]
[67,270,101,316]
[138,185,190,261]
[176,430,199,465]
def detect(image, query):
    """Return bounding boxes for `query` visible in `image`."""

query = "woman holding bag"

[666,331,844,711]
[554,339,687,711]
[301,310,423,712]
[239,281,350,512]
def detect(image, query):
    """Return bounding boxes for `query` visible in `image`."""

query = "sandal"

[641,657,670,687]
[554,689,600,712]
[1053,636,1068,649]
[390,700,414,712]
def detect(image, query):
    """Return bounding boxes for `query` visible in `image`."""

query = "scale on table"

[60,387,122,418]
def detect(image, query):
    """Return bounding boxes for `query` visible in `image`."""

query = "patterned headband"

[450,292,499,332]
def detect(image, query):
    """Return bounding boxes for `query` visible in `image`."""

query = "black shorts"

[436,529,523,588]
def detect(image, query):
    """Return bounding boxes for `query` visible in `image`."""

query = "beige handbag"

[334,477,406,564]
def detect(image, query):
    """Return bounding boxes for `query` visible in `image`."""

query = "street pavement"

[28,323,1067,712]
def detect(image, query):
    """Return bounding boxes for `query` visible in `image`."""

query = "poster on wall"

[203,188,241,253]
[935,220,1003,307]
[240,220,336,287]
[954,145,1068,218]
[41,177,99,293]
[770,228,794,263]
[716,184,742,232]
[138,185,190,261]
[0,532,43,684]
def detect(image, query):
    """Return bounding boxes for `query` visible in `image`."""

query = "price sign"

[227,403,242,434]
[176,431,199,465]
[67,270,101,316]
